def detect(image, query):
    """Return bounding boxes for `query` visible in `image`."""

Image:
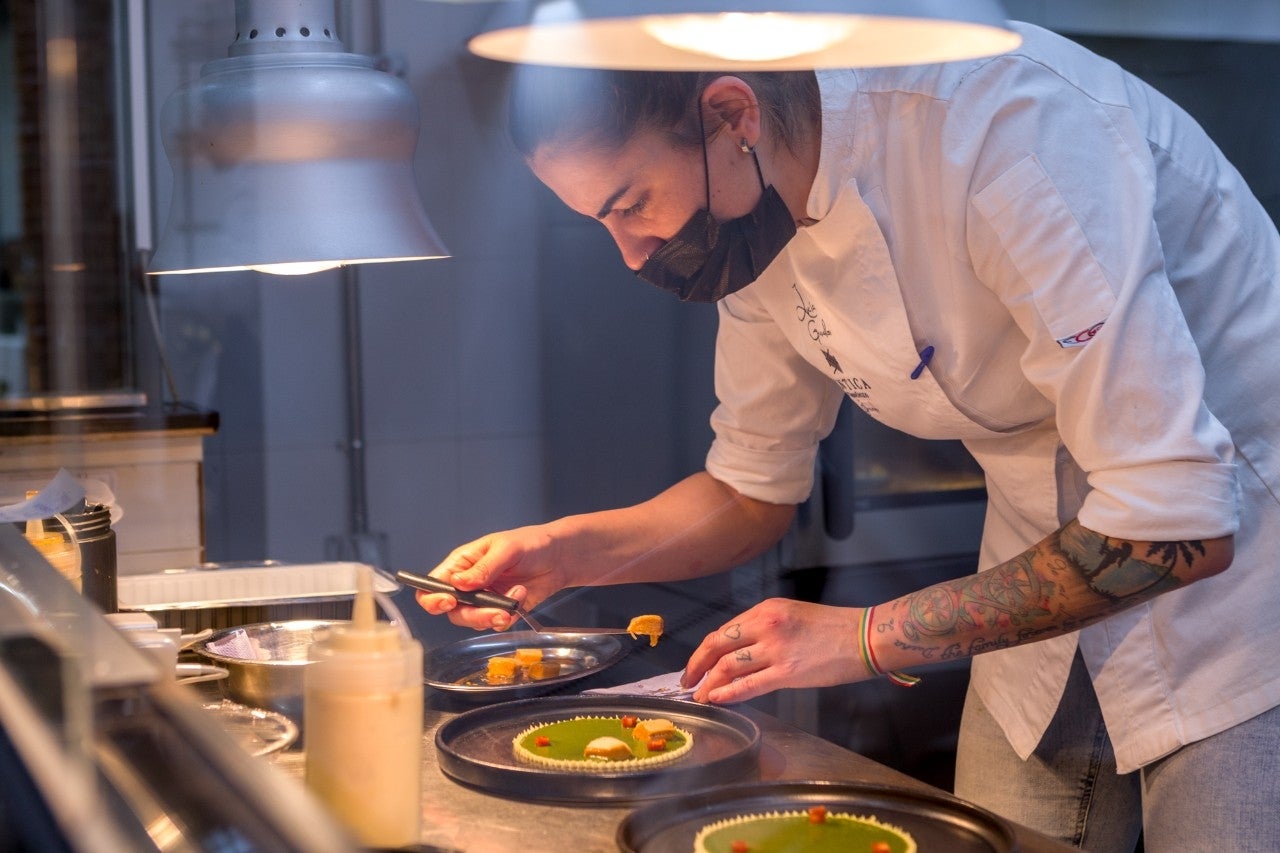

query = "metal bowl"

[197,619,343,725]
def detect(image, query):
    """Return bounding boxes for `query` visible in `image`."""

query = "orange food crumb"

[870,842,891,853]
[535,736,551,747]
[626,614,664,647]
[730,841,749,853]
[808,805,827,824]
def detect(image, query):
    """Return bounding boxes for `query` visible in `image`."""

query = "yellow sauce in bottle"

[304,567,423,848]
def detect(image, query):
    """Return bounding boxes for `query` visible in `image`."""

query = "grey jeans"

[954,652,1280,852]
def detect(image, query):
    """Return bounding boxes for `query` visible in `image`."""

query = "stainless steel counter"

[267,690,1075,853]
[0,528,1073,852]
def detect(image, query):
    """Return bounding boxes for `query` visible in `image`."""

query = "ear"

[701,76,762,146]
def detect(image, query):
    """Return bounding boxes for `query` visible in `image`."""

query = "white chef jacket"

[704,22,1280,773]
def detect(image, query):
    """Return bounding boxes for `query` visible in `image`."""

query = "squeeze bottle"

[304,566,423,848]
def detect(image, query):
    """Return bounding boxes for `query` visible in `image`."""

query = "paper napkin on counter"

[582,670,704,701]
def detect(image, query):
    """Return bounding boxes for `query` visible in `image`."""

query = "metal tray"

[617,780,1017,852]
[199,698,299,758]
[435,695,760,804]
[424,631,625,700]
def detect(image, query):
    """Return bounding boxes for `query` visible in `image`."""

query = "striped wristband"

[859,605,921,688]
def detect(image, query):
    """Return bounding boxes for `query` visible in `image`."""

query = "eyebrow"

[594,183,632,220]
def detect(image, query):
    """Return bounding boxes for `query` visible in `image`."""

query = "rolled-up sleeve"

[705,289,845,505]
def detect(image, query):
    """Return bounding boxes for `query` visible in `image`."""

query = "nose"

[603,222,661,271]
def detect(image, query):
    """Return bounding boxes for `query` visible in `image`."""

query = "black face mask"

[637,115,797,303]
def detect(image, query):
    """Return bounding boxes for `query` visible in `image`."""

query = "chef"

[417,21,1280,850]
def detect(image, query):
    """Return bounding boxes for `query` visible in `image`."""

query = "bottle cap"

[307,565,421,692]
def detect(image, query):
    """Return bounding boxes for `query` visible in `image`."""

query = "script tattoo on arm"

[891,520,1201,660]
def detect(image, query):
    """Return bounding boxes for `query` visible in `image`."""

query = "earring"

[738,138,754,154]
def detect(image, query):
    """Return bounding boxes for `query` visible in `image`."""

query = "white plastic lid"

[306,565,422,692]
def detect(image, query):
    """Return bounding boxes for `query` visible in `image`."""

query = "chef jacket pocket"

[972,154,1115,348]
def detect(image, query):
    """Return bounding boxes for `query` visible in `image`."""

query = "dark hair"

[507,65,819,159]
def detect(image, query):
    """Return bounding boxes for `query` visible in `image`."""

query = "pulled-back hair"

[507,65,819,159]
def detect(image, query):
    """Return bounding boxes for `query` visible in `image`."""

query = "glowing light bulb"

[250,261,343,276]
[643,13,854,63]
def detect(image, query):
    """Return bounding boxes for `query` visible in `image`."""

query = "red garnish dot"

[808,805,827,824]
[730,841,749,853]
[535,736,551,747]
[646,738,666,751]
[621,715,638,728]
[871,843,892,853]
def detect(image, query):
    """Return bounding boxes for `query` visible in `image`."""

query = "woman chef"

[416,21,1280,850]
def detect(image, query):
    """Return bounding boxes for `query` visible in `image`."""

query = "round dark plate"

[435,695,760,804]
[424,630,625,701]
[617,780,1018,852]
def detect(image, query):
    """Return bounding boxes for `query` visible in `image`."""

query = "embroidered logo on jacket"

[1056,321,1104,348]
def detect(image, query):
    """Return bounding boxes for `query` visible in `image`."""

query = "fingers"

[683,599,865,704]
[441,536,522,591]
[692,642,776,705]
[684,612,776,704]
[411,535,531,631]
[682,618,749,688]
[416,583,528,632]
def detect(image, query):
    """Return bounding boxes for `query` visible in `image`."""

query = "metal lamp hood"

[149,0,449,276]
[468,0,1021,70]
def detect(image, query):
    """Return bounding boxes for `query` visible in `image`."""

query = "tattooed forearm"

[899,555,1053,642]
[875,519,1228,673]
[1054,524,1193,599]
[892,639,939,659]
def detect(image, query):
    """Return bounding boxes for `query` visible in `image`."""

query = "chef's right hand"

[413,524,569,631]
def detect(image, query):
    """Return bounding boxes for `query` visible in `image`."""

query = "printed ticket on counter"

[582,670,703,701]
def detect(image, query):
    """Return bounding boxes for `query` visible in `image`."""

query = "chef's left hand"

[681,599,869,704]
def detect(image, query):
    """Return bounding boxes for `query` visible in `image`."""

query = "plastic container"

[303,566,423,848]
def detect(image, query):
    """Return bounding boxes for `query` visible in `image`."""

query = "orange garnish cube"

[808,805,827,824]
[535,736,551,747]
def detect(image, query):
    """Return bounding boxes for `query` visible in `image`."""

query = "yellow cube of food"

[486,656,519,681]
[527,661,561,680]
[632,718,676,742]
[514,648,543,666]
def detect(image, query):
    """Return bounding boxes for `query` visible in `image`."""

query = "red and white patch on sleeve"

[1056,320,1105,348]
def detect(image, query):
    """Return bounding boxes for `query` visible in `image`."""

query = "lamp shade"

[149,0,448,275]
[468,0,1021,70]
